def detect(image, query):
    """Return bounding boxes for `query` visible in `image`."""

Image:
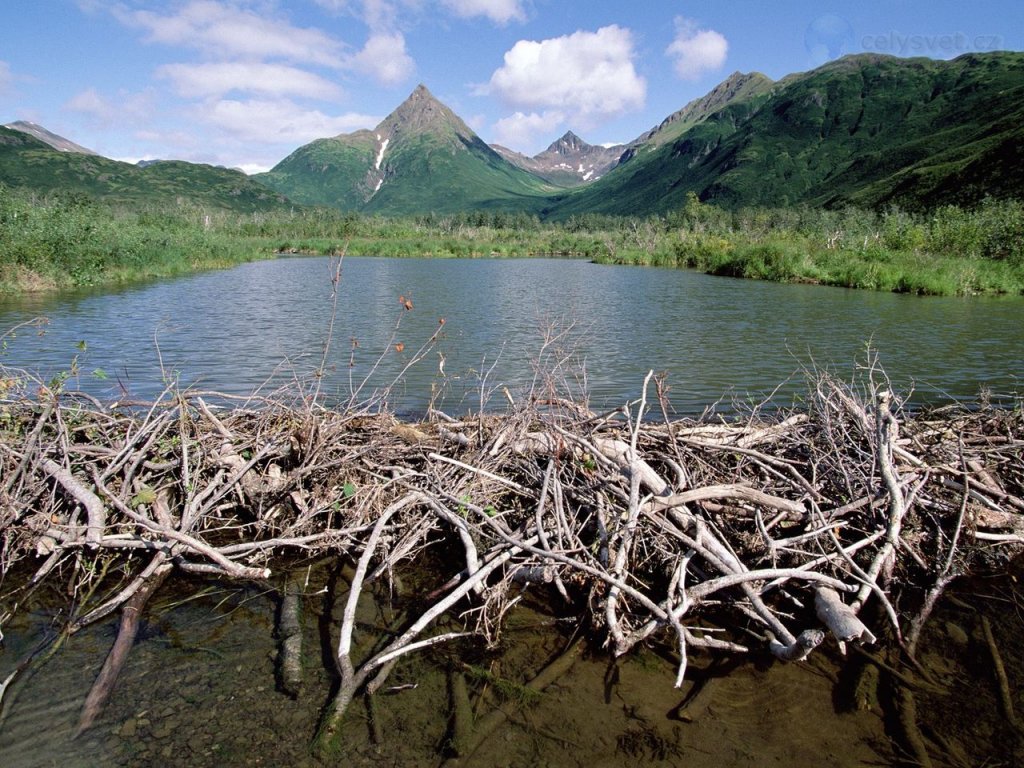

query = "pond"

[1,256,1023,767]
[0,256,1021,414]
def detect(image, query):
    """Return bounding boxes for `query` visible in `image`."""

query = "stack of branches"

[0,364,1022,755]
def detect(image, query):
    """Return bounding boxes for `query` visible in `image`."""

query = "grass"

[2,184,1022,297]
[0,187,276,293]
[590,195,1024,296]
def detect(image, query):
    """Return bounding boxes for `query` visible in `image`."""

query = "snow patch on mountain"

[374,138,390,171]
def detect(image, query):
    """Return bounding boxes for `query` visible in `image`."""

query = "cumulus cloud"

[666,17,728,80]
[157,62,343,100]
[346,32,416,86]
[492,110,564,148]
[484,25,646,123]
[115,0,342,67]
[440,0,526,24]
[201,98,379,144]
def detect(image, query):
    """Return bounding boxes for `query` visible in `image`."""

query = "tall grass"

[593,194,1024,296]
[0,186,275,292]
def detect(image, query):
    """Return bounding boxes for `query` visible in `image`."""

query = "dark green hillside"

[547,52,1024,217]
[0,126,290,212]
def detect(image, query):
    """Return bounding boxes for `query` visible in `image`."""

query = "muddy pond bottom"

[1,566,1022,768]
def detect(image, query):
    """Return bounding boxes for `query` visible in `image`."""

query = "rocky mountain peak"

[547,131,588,155]
[380,84,473,142]
[4,120,98,155]
[492,130,624,187]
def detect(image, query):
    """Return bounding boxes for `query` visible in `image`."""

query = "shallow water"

[2,563,1021,767]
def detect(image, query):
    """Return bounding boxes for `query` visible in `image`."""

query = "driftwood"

[0,361,1022,756]
[277,569,305,698]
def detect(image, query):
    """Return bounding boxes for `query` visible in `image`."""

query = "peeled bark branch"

[40,458,106,546]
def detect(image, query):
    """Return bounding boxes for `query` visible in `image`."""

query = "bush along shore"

[0,359,1022,762]
[3,183,1023,296]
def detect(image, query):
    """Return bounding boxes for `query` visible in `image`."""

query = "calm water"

[0,256,1021,413]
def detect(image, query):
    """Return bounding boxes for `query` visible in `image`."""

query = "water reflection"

[0,256,1020,414]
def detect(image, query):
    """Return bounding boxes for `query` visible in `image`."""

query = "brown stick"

[444,637,583,765]
[75,560,173,736]
[980,615,1020,729]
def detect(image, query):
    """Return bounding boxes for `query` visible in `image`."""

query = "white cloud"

[157,62,343,100]
[200,98,379,144]
[484,25,646,124]
[346,32,415,86]
[440,0,526,24]
[666,17,728,80]
[492,110,564,149]
[64,87,157,127]
[115,0,342,67]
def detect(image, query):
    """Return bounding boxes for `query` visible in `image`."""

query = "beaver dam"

[0,363,1022,766]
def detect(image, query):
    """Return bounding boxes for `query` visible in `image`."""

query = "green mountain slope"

[0,126,290,212]
[630,71,775,150]
[546,52,1024,217]
[257,84,557,215]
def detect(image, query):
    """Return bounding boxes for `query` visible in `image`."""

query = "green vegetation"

[591,194,1024,295]
[0,185,280,292]
[3,183,1021,297]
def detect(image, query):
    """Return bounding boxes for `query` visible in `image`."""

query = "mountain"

[630,71,775,150]
[546,52,1024,216]
[3,53,1022,219]
[257,84,555,214]
[493,131,625,187]
[3,120,98,155]
[0,125,290,212]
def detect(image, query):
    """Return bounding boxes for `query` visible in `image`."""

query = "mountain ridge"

[544,51,1024,216]
[492,131,625,187]
[256,83,554,214]
[0,125,290,212]
[4,52,1023,217]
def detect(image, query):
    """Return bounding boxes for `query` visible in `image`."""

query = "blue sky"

[1,1,1021,173]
